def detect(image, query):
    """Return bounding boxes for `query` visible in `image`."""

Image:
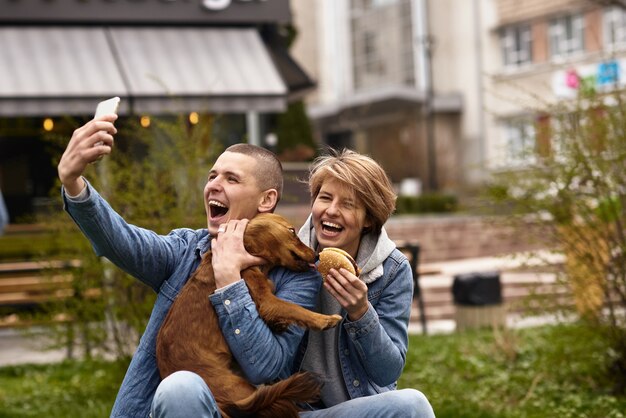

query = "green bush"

[395,193,458,214]
[0,231,77,262]
[486,87,626,394]
[29,114,219,359]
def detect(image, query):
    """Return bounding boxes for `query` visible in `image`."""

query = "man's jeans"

[151,371,436,418]
[151,372,220,418]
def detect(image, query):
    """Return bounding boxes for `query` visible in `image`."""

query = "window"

[502,118,536,166]
[351,0,398,10]
[549,14,585,59]
[362,31,381,74]
[351,0,414,90]
[604,6,626,49]
[500,25,533,68]
[372,0,398,7]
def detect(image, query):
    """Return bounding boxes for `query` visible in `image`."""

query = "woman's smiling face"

[311,178,370,259]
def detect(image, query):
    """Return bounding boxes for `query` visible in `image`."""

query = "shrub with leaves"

[38,114,220,359]
[487,87,626,394]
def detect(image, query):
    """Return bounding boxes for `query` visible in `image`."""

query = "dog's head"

[244,213,315,271]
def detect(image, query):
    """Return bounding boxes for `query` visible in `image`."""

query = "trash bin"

[452,271,506,330]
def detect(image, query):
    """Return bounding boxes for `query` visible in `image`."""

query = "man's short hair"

[225,143,284,202]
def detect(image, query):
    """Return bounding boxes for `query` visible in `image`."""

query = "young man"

[58,114,322,418]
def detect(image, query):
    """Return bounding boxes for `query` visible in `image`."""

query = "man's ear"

[258,189,279,213]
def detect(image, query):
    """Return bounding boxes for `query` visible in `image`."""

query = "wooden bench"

[0,275,74,304]
[0,259,85,328]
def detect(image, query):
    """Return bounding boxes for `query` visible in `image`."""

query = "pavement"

[0,327,68,366]
[408,312,566,335]
[0,314,565,367]
[0,252,565,367]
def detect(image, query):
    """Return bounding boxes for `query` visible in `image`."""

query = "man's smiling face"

[203,151,266,235]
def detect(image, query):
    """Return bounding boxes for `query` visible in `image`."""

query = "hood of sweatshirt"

[298,214,396,284]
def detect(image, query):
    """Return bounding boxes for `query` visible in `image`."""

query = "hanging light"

[189,112,199,125]
[140,116,151,128]
[43,118,54,131]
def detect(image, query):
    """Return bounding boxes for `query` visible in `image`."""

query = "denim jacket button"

[224,299,231,306]
[352,379,360,387]
[234,328,240,335]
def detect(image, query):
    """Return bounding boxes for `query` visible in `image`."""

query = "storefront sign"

[552,59,626,99]
[0,0,289,24]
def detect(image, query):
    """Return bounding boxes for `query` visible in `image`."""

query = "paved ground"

[0,327,67,366]
[0,314,564,367]
[0,253,564,367]
[408,312,564,335]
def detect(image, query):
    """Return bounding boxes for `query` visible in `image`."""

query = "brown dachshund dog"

[156,213,342,418]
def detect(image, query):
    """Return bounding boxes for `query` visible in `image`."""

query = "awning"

[307,85,463,132]
[308,85,464,121]
[0,26,309,116]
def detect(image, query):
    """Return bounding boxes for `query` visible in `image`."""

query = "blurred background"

[2,0,624,222]
[2,1,626,416]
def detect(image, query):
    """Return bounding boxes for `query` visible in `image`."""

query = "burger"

[318,247,360,279]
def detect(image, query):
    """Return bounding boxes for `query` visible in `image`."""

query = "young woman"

[295,149,435,417]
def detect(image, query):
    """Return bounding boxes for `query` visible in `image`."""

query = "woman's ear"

[258,189,279,213]
[362,217,373,235]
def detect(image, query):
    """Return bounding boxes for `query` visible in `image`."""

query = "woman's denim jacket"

[63,182,321,418]
[293,248,413,400]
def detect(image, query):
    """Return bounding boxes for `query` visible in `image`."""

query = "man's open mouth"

[208,200,229,218]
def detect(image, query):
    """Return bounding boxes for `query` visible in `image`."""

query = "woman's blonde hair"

[308,148,397,234]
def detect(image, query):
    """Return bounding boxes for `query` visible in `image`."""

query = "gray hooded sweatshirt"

[297,214,396,407]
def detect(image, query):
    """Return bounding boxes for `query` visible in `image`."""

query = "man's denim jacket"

[63,183,321,417]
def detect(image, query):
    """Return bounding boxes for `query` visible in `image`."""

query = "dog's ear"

[244,214,315,269]
[244,214,295,254]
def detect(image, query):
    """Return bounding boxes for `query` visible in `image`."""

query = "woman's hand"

[211,219,265,289]
[324,268,369,321]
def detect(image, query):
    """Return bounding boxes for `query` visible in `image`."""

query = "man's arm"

[210,267,322,384]
[63,180,192,292]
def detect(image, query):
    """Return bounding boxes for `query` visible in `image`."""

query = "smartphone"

[93,97,120,149]
[94,96,120,119]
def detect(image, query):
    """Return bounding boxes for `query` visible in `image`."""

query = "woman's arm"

[343,258,413,386]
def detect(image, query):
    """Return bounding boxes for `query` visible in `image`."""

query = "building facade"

[0,0,313,222]
[290,0,626,196]
[484,0,626,171]
[290,0,479,194]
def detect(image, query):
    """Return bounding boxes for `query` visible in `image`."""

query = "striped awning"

[0,26,304,116]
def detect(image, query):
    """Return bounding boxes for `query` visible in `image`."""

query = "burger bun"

[318,247,360,279]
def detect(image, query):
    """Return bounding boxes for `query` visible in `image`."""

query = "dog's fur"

[156,213,342,417]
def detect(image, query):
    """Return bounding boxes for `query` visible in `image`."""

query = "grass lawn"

[0,358,128,418]
[400,323,626,418]
[0,323,624,417]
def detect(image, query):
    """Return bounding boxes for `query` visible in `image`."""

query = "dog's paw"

[316,314,342,330]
